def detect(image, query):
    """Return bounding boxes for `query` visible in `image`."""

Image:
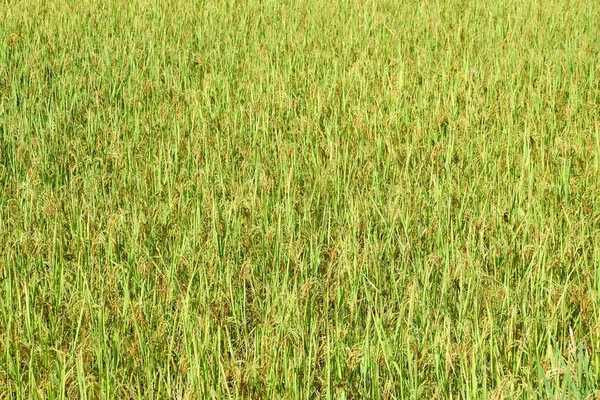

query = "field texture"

[1,0,600,398]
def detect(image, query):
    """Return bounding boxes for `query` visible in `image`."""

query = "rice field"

[1,0,600,398]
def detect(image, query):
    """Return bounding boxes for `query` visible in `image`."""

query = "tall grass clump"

[1,0,600,398]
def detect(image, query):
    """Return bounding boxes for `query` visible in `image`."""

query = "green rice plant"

[0,0,599,398]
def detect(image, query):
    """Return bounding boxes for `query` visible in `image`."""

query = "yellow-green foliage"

[1,0,599,398]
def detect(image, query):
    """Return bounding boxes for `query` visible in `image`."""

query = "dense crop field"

[1,0,600,398]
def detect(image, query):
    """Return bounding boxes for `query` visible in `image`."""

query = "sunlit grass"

[1,0,599,398]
